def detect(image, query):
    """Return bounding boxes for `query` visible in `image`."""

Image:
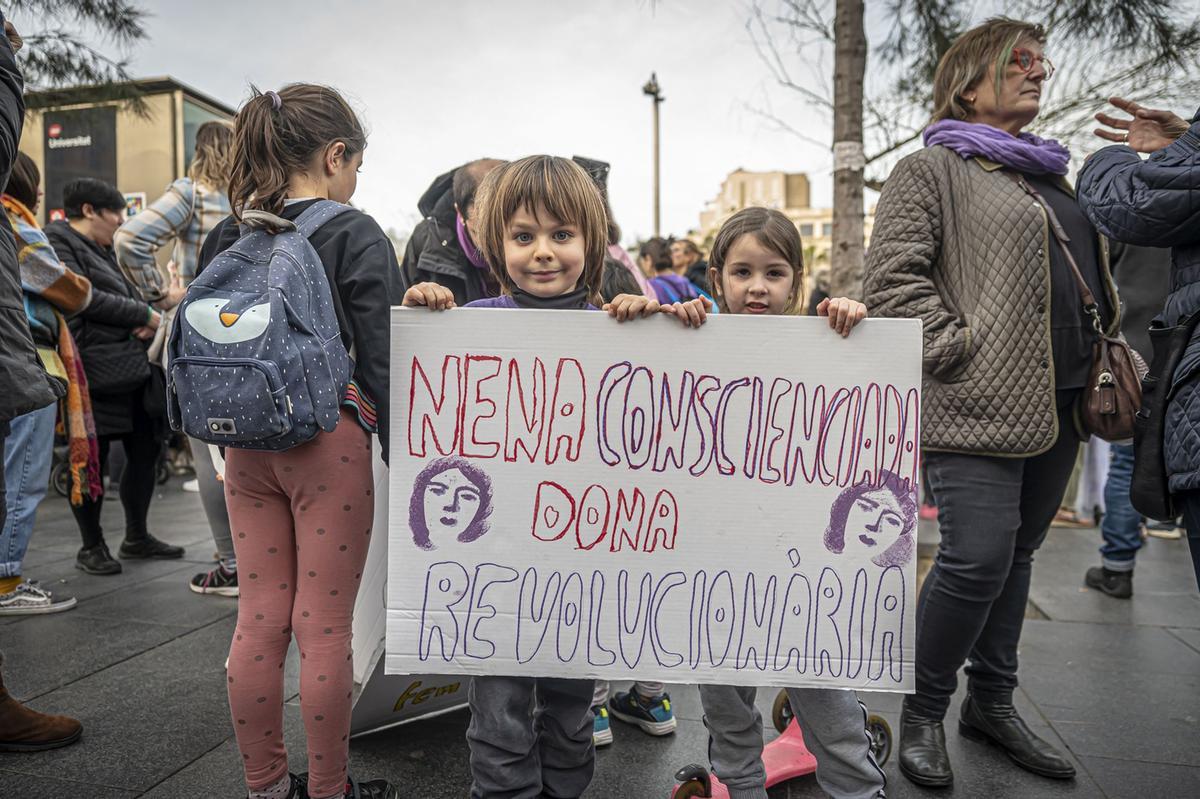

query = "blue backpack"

[166,200,352,451]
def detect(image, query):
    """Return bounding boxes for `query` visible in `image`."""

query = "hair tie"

[265,91,282,110]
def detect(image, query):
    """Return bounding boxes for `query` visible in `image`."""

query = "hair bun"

[265,90,282,110]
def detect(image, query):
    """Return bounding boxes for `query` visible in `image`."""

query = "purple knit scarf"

[455,214,490,271]
[923,119,1070,175]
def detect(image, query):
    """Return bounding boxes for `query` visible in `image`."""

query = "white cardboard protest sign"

[386,308,921,692]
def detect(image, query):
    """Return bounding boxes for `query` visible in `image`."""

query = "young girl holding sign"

[403,154,697,799]
[659,207,886,799]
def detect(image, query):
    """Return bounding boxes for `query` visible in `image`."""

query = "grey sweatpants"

[191,437,234,568]
[467,675,595,799]
[699,684,885,799]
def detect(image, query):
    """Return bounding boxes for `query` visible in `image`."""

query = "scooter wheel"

[771,689,794,733]
[866,713,893,766]
[51,461,70,498]
[673,779,710,799]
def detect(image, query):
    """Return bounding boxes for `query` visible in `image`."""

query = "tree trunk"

[830,0,867,299]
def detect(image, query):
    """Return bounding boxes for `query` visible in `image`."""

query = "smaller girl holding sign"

[660,207,886,799]
[403,154,693,799]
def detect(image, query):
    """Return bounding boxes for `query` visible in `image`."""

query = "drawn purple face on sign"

[409,457,494,550]
[823,471,917,568]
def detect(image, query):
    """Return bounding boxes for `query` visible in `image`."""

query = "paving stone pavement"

[0,478,1197,798]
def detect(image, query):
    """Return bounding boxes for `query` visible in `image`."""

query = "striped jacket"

[2,194,91,349]
[113,177,230,301]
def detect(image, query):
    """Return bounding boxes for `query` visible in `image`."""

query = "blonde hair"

[707,207,806,315]
[931,17,1046,123]
[474,155,608,304]
[188,121,234,192]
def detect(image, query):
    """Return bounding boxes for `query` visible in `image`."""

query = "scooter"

[670,690,893,798]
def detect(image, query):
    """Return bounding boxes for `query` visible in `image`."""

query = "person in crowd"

[46,178,183,575]
[113,120,240,597]
[200,84,400,799]
[0,152,94,614]
[642,237,707,305]
[864,17,1119,787]
[400,158,506,306]
[0,10,84,751]
[572,154,654,298]
[683,205,883,799]
[1085,243,1172,597]
[1077,96,1200,592]
[671,237,710,293]
[402,154,701,799]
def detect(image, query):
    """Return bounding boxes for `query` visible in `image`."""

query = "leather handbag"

[1130,312,1200,520]
[1014,175,1147,442]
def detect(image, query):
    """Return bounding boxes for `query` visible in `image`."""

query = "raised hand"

[660,296,711,328]
[603,293,662,322]
[816,296,867,337]
[1095,96,1190,154]
[402,282,456,311]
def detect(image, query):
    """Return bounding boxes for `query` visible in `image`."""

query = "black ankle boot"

[959,693,1075,779]
[898,705,953,788]
[1085,566,1132,598]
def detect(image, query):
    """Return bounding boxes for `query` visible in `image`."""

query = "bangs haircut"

[475,155,609,303]
[707,207,805,315]
[931,17,1046,123]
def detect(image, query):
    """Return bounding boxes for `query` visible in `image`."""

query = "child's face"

[712,233,797,315]
[503,203,586,298]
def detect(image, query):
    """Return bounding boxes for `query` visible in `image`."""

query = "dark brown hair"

[931,17,1047,123]
[707,207,805,315]
[227,84,366,219]
[4,151,39,210]
[639,237,673,273]
[474,155,609,304]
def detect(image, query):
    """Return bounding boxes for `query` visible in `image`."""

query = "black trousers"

[71,427,160,549]
[908,408,1080,719]
[1174,492,1200,592]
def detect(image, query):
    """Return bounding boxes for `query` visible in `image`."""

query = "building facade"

[695,169,874,268]
[19,77,235,226]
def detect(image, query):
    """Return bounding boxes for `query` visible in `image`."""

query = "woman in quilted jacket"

[863,17,1119,789]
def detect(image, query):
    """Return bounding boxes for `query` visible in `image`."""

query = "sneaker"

[299,774,397,799]
[592,705,613,747]
[608,689,677,736]
[181,478,200,493]
[1085,566,1133,599]
[119,534,184,559]
[0,581,77,615]
[75,543,122,575]
[1051,509,1093,528]
[189,565,238,597]
[1143,519,1183,539]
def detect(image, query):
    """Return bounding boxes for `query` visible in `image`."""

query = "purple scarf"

[923,119,1070,175]
[455,214,491,271]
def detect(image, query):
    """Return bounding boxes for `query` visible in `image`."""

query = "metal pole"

[643,73,663,237]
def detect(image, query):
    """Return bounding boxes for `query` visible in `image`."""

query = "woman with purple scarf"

[864,18,1120,789]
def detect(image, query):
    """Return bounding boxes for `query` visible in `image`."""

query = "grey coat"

[864,146,1120,457]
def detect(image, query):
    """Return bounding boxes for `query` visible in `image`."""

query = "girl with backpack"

[195,84,401,799]
[402,154,698,799]
[661,207,886,799]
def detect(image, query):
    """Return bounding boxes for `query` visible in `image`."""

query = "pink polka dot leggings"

[224,411,374,798]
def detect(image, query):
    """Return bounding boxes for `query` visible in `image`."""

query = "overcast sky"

[23,0,847,243]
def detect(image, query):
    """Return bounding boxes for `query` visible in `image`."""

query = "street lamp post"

[642,72,663,237]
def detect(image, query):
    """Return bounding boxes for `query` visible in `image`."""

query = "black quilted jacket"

[1078,112,1200,491]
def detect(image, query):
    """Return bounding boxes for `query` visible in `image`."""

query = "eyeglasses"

[1011,47,1054,81]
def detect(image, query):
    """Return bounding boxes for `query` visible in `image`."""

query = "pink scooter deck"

[671,721,818,798]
